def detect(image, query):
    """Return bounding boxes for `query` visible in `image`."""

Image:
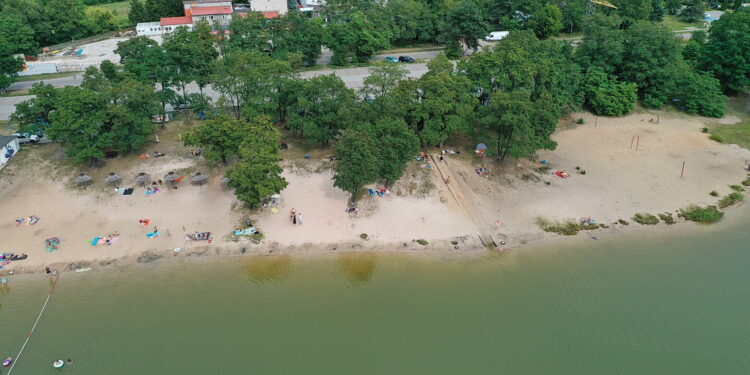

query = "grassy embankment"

[709,94,750,149]
[88,1,131,28]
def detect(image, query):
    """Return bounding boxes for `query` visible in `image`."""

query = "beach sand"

[1,110,748,273]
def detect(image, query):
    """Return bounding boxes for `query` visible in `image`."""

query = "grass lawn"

[88,1,130,27]
[662,14,703,31]
[15,71,80,82]
[709,94,750,149]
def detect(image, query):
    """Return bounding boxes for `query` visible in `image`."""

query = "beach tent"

[475,143,488,157]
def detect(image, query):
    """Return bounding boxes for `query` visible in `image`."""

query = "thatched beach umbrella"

[74,173,92,188]
[164,171,181,184]
[220,177,230,184]
[104,172,122,185]
[135,172,150,186]
[191,172,208,186]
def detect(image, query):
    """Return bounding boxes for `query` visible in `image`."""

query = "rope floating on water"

[7,272,60,375]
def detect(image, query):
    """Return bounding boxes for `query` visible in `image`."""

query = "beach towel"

[234,227,257,235]
[555,171,570,179]
[117,188,125,195]
[146,232,160,238]
[91,236,100,246]
[368,188,376,196]
[123,188,134,195]
[174,175,185,183]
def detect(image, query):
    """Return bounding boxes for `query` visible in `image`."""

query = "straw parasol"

[164,171,181,184]
[134,172,151,186]
[191,172,208,186]
[104,172,122,185]
[74,173,92,187]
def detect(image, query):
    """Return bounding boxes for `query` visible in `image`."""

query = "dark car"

[398,56,414,63]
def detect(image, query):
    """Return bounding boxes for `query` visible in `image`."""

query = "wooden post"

[636,136,640,151]
[630,135,635,149]
[680,161,686,178]
[656,115,660,124]
[595,116,598,127]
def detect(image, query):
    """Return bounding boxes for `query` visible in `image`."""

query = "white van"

[485,31,510,41]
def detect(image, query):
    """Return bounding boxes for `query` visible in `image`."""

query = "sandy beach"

[1,109,749,273]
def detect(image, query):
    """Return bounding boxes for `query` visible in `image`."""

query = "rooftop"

[160,16,194,26]
[0,136,17,147]
[190,5,233,15]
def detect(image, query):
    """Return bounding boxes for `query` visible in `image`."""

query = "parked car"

[485,31,510,41]
[13,133,40,144]
[398,56,414,63]
[385,56,399,63]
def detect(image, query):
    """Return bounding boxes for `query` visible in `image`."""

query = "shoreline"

[4,202,747,276]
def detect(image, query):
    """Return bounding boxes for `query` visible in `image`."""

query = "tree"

[289,74,357,145]
[700,8,750,93]
[84,7,117,34]
[326,11,392,65]
[333,128,379,200]
[649,0,665,21]
[682,30,706,67]
[679,0,704,22]
[361,61,408,99]
[665,0,681,14]
[369,119,420,185]
[128,0,150,24]
[163,25,218,103]
[10,83,59,132]
[268,12,325,66]
[226,12,270,53]
[582,68,637,116]
[529,4,563,38]
[183,115,246,164]
[619,21,682,108]
[559,0,586,35]
[144,0,183,20]
[117,38,176,122]
[47,86,112,164]
[225,117,287,207]
[671,70,726,117]
[442,0,488,57]
[404,55,475,146]
[612,0,652,27]
[575,14,625,73]
[386,0,440,44]
[37,0,89,45]
[0,39,24,94]
[115,36,159,63]
[0,15,38,55]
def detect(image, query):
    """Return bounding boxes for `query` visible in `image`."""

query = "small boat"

[3,357,13,367]
[53,359,64,368]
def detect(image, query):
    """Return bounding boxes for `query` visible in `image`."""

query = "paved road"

[1,60,431,121]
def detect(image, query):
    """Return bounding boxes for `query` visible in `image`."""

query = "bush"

[577,117,585,124]
[671,71,726,118]
[702,127,709,133]
[583,68,638,116]
[743,177,750,187]
[538,218,600,235]
[718,192,744,208]
[679,205,724,223]
[416,239,429,245]
[633,213,659,225]
[710,190,719,197]
[360,233,369,240]
[618,219,629,225]
[658,213,676,224]
[729,184,745,192]
[536,166,551,173]
[250,232,264,244]
[709,134,724,143]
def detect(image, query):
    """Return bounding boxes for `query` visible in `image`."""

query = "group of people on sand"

[289,208,303,225]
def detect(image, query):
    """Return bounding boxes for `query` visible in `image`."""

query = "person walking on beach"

[298,213,303,225]
[292,214,297,225]
[154,226,158,233]
[45,267,51,274]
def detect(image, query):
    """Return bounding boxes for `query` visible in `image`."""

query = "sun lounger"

[234,227,257,236]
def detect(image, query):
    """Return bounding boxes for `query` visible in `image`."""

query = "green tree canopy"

[529,4,563,38]
[442,0,489,57]
[700,8,750,93]
[326,11,392,65]
[289,74,357,146]
[333,128,380,200]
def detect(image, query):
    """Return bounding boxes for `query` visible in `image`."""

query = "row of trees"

[11,64,159,164]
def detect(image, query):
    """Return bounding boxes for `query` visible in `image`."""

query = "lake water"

[1,207,750,374]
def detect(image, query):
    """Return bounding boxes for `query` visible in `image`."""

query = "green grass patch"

[89,1,130,26]
[415,239,429,245]
[679,205,724,224]
[537,218,600,235]
[15,71,80,82]
[742,176,750,187]
[661,15,703,31]
[658,213,676,224]
[632,213,659,225]
[618,219,629,225]
[710,122,750,149]
[729,184,745,192]
[718,192,744,209]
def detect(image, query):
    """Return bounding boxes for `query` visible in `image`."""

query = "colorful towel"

[91,236,100,246]
[123,188,134,195]
[234,227,257,235]
[146,231,160,238]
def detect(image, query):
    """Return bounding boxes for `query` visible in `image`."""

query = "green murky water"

[1,208,750,374]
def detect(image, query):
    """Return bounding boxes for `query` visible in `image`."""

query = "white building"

[0,136,20,168]
[250,0,288,14]
[136,22,164,36]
